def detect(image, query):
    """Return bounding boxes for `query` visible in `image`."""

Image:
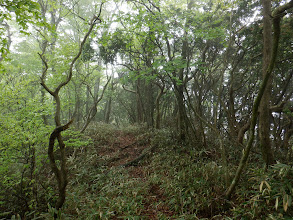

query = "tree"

[259,0,275,167]
[39,6,103,214]
[226,0,293,200]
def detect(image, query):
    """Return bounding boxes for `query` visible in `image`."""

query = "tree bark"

[104,97,112,124]
[259,0,275,167]
[145,81,154,128]
[175,30,189,142]
[226,0,293,199]
[136,79,144,123]
[155,85,165,129]
[48,120,73,211]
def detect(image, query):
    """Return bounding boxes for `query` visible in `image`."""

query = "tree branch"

[225,0,293,200]
[55,7,103,93]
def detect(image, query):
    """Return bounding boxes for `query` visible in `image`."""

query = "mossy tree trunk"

[226,0,293,200]
[259,0,275,167]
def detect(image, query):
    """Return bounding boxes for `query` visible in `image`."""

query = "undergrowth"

[6,123,292,219]
[232,163,293,219]
[147,145,229,219]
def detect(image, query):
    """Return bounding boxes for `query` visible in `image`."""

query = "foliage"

[99,29,128,64]
[63,130,93,148]
[148,144,228,218]
[0,97,53,217]
[1,0,293,218]
[85,122,120,144]
[0,0,41,61]
[231,163,293,219]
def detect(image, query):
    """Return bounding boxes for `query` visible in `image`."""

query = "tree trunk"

[284,125,293,160]
[175,30,189,142]
[86,87,90,116]
[75,90,81,128]
[155,86,164,129]
[104,97,112,124]
[226,0,293,199]
[259,0,275,166]
[41,89,48,125]
[136,79,144,123]
[39,11,103,215]
[175,86,187,141]
[145,81,154,128]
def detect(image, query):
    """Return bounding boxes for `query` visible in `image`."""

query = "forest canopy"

[1,0,293,219]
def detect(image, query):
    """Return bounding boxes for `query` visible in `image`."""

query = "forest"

[0,0,293,219]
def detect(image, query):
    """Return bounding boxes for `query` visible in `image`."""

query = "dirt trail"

[93,132,147,167]
[92,131,174,219]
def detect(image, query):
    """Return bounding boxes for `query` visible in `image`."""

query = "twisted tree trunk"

[226,0,293,199]
[39,10,103,216]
